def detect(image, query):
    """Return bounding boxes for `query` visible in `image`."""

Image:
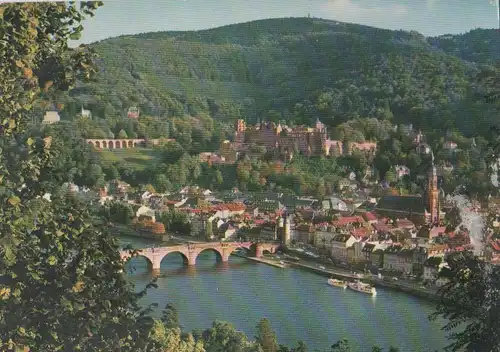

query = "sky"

[75,0,499,45]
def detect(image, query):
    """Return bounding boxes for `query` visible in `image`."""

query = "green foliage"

[100,200,134,225]
[0,3,159,351]
[161,303,180,329]
[429,251,500,351]
[255,318,278,352]
[159,210,192,235]
[61,18,484,131]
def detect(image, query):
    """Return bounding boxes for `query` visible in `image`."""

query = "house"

[417,226,447,240]
[42,111,60,124]
[136,205,156,223]
[383,245,403,272]
[416,143,431,155]
[330,234,357,263]
[396,219,416,231]
[395,165,410,179]
[347,241,364,264]
[371,249,384,269]
[260,221,277,241]
[314,230,338,249]
[294,223,315,244]
[443,141,458,151]
[337,179,351,192]
[332,216,365,227]
[486,240,500,263]
[348,141,377,155]
[81,106,92,118]
[362,243,376,263]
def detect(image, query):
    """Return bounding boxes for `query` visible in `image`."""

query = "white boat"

[347,281,377,296]
[328,278,347,289]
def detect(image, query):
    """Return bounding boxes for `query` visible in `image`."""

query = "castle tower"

[427,152,440,225]
[235,119,246,133]
[234,119,246,146]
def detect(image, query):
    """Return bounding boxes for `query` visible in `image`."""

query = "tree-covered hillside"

[428,28,500,65]
[57,17,497,137]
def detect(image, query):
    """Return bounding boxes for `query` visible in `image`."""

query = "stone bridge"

[86,138,146,149]
[120,241,280,271]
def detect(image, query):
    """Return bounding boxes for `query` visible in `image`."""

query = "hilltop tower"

[427,152,440,225]
[234,119,246,146]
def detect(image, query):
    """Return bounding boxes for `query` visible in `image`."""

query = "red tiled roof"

[333,216,364,226]
[396,219,415,228]
[352,227,370,238]
[372,222,392,232]
[491,241,500,252]
[363,212,377,221]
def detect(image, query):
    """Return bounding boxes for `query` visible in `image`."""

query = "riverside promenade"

[288,261,439,301]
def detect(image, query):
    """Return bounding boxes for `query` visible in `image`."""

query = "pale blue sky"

[75,0,499,44]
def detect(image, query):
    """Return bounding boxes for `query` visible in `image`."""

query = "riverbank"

[232,253,288,269]
[288,261,439,302]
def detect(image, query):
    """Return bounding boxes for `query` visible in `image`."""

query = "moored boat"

[347,281,377,296]
[328,278,347,289]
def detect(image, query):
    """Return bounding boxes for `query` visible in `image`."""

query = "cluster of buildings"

[216,119,377,163]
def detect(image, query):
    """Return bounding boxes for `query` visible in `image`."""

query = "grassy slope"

[98,148,159,171]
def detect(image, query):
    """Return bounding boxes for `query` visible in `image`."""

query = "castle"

[220,119,377,162]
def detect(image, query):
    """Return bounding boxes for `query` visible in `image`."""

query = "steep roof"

[375,195,426,214]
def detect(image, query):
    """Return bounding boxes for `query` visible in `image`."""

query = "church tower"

[427,152,440,225]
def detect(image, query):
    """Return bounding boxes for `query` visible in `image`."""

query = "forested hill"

[428,28,500,65]
[60,17,498,136]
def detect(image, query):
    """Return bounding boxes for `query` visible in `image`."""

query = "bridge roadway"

[120,241,280,271]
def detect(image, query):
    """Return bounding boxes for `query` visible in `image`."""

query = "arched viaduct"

[86,138,146,149]
[120,241,280,272]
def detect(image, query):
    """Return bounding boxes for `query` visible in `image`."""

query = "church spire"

[427,150,439,226]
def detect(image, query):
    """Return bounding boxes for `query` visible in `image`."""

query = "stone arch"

[95,141,101,148]
[88,141,94,147]
[114,140,120,148]
[160,251,190,266]
[123,254,153,273]
[128,140,133,148]
[122,140,128,148]
[195,247,223,264]
[108,141,114,149]
[228,246,251,258]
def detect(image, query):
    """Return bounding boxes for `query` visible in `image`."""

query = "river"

[121,236,449,352]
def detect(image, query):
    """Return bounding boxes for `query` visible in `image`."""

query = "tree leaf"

[8,196,21,206]
[69,31,81,41]
[48,256,57,265]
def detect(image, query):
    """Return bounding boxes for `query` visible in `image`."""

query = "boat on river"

[328,278,347,289]
[347,281,377,296]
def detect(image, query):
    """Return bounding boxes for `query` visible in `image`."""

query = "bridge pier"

[255,244,263,258]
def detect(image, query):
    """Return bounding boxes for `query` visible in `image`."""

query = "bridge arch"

[195,247,224,264]
[160,251,190,267]
[123,254,153,274]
